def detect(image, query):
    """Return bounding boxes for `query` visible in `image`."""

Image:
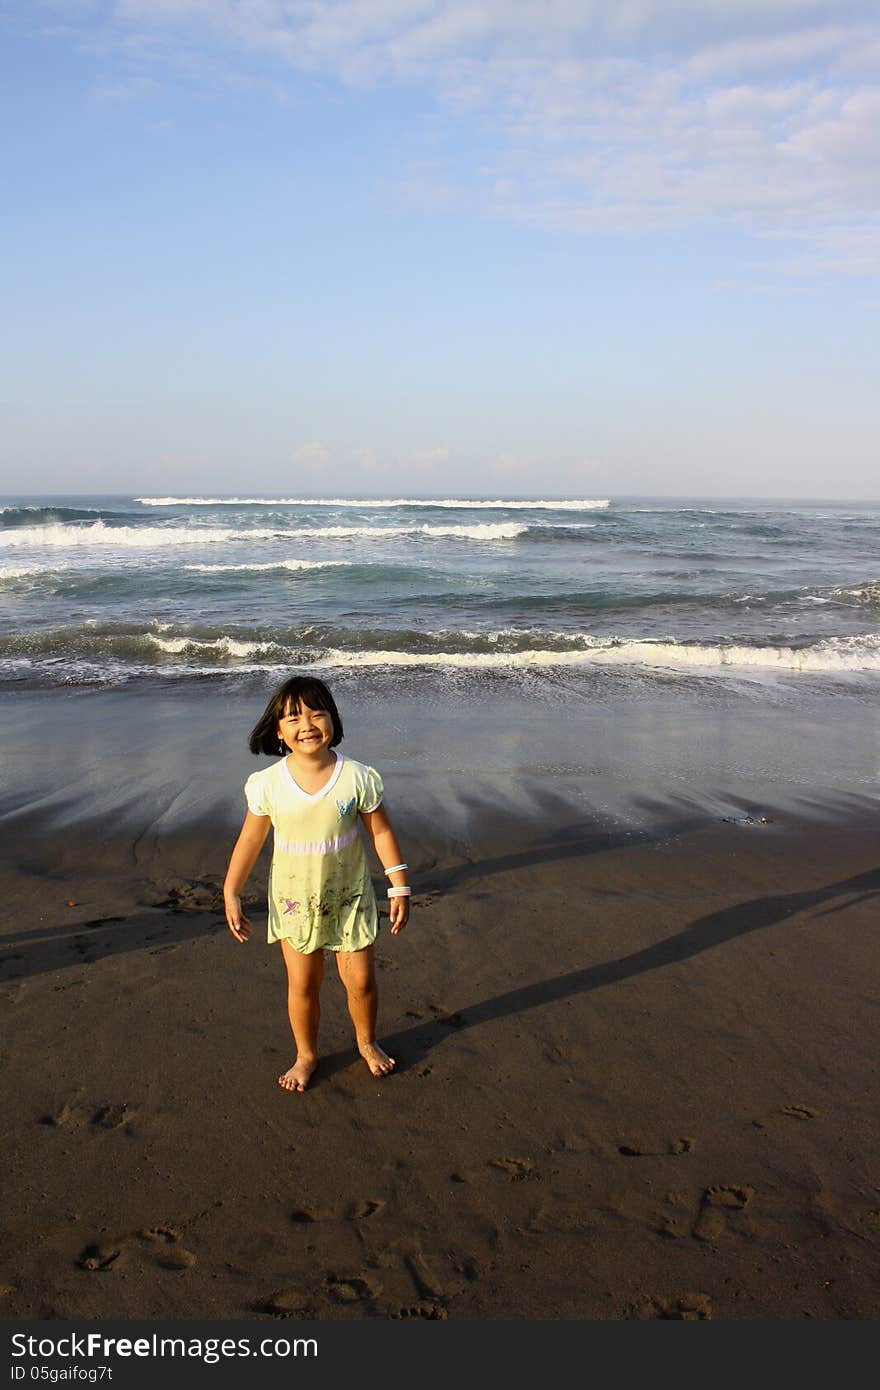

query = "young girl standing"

[224,675,410,1092]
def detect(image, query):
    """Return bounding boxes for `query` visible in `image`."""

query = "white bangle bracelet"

[384,863,408,876]
[387,886,411,898]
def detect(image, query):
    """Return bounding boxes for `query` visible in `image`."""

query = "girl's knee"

[344,980,376,1008]
[287,980,321,1003]
[337,950,375,993]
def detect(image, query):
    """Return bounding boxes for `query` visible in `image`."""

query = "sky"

[1,0,878,499]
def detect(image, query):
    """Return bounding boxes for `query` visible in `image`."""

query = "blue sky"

[2,1,878,498]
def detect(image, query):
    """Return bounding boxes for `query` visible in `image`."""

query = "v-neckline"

[283,750,344,801]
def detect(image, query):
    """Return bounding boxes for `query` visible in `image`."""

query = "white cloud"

[43,0,880,269]
[291,440,330,464]
[412,445,450,462]
[757,220,880,276]
[88,73,158,101]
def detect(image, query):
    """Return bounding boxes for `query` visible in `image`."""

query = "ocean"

[1,493,878,693]
[1,491,879,830]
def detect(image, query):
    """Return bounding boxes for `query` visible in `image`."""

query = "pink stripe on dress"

[273,825,360,856]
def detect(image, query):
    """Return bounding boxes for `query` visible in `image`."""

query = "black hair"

[249,675,344,755]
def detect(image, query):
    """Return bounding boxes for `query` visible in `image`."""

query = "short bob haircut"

[249,675,344,755]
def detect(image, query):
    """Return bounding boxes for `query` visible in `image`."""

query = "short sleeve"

[358,765,384,813]
[244,770,271,817]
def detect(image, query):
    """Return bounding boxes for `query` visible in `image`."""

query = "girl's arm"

[360,803,410,936]
[224,810,272,942]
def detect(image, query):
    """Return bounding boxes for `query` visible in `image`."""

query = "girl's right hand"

[225,895,252,943]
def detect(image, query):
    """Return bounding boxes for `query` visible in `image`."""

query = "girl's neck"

[285,746,337,788]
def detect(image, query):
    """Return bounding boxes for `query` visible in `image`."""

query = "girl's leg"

[279,941,324,1092]
[335,945,396,1077]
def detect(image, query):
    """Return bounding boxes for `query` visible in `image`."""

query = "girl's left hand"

[225,894,252,942]
[389,898,410,935]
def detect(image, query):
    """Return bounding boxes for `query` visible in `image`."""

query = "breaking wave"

[135,495,611,511]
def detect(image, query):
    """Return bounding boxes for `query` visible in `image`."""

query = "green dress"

[244,752,384,953]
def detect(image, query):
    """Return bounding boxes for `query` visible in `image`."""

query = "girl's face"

[277,699,334,757]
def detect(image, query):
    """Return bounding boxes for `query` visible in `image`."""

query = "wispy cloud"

[38,1,880,270]
[88,72,158,101]
[291,440,330,464]
[413,445,451,462]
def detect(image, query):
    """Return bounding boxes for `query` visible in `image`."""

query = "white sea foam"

[0,521,280,548]
[184,560,349,573]
[0,564,62,579]
[135,496,611,511]
[833,582,880,604]
[0,519,526,546]
[142,631,880,672]
[265,523,527,540]
[305,638,880,673]
[147,634,269,658]
[422,522,525,539]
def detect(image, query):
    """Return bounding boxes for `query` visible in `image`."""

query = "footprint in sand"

[753,1103,818,1127]
[655,1190,694,1239]
[527,1200,595,1235]
[326,1273,381,1304]
[487,1155,538,1181]
[290,1199,384,1224]
[41,1104,88,1128]
[155,1247,196,1270]
[404,1252,449,1301]
[290,1207,335,1224]
[41,1102,133,1131]
[618,1136,695,1157]
[91,1104,131,1130]
[77,1226,195,1274]
[262,1286,314,1317]
[142,1228,197,1273]
[692,1184,755,1243]
[632,1292,713,1320]
[77,1241,124,1272]
[346,1198,385,1220]
[391,1302,448,1319]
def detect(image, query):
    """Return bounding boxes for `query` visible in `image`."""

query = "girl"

[224,675,410,1092]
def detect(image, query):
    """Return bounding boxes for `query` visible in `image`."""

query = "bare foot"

[278,1057,318,1092]
[359,1042,396,1077]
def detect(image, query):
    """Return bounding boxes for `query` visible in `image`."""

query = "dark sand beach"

[2,678,879,1322]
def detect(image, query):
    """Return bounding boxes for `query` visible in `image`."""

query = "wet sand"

[1,683,879,1321]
